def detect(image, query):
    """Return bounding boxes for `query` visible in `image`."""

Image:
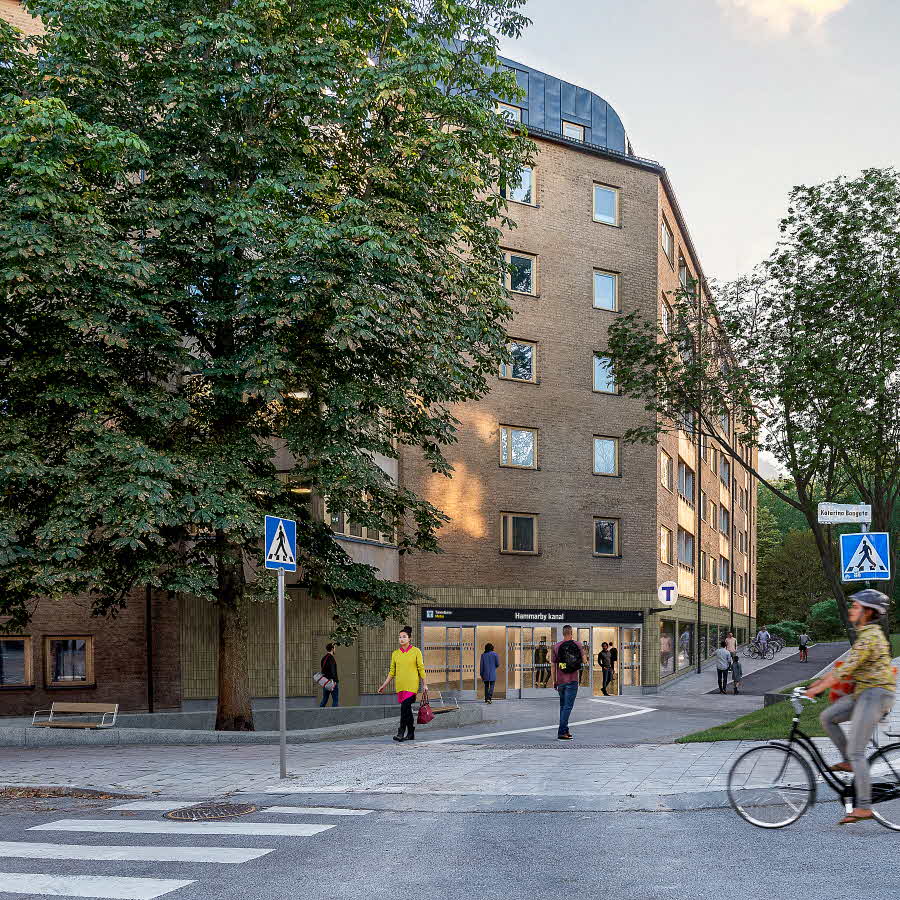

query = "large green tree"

[0,1,533,729]
[606,169,900,639]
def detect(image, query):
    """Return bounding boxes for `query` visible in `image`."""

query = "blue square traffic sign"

[264,516,297,572]
[840,532,890,582]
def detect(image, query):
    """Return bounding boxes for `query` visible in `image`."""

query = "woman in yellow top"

[378,626,428,742]
[805,589,896,824]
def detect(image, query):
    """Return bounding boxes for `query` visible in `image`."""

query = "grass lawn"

[676,693,825,743]
[678,636,900,743]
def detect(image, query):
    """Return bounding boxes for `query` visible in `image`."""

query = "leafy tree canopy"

[0,0,534,728]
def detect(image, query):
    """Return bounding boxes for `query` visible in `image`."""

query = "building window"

[496,102,522,122]
[562,120,585,141]
[677,527,694,570]
[592,354,617,393]
[502,166,534,205]
[660,526,673,565]
[45,636,94,687]
[593,517,619,556]
[719,504,730,535]
[719,556,730,586]
[699,490,708,521]
[500,340,536,383]
[678,622,695,669]
[504,251,535,295]
[0,637,32,687]
[500,512,538,554]
[593,270,619,311]
[328,506,394,544]
[593,184,619,226]
[661,217,674,265]
[660,619,676,678]
[677,460,695,506]
[660,451,674,491]
[709,501,717,529]
[678,256,692,291]
[500,425,537,469]
[593,437,619,476]
[700,550,708,582]
[719,454,731,486]
[661,299,672,334]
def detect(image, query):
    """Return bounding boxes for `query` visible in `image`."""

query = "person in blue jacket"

[479,643,501,703]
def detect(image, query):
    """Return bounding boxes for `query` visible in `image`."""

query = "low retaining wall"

[0,705,484,747]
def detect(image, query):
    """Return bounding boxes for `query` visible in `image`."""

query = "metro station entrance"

[421,608,643,700]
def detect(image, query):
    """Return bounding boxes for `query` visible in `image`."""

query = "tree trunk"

[215,535,254,731]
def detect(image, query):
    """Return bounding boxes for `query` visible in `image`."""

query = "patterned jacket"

[839,623,896,696]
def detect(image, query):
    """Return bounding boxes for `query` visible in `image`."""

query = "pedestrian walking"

[378,625,428,743]
[804,589,896,824]
[479,642,500,703]
[714,641,732,694]
[730,652,743,694]
[609,642,618,676]
[724,631,737,653]
[552,625,584,740]
[318,643,339,707]
[597,642,613,696]
[798,629,811,662]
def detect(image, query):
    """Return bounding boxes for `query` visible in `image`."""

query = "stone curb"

[0,706,484,747]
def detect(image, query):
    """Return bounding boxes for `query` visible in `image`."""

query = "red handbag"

[417,691,435,725]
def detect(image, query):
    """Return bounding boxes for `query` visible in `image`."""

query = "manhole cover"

[166,803,257,821]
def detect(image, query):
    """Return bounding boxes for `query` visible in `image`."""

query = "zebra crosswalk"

[0,801,374,898]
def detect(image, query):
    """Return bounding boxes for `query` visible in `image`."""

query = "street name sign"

[658,581,678,606]
[840,532,890,582]
[818,502,872,525]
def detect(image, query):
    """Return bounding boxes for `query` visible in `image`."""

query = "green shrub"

[809,598,846,640]
[769,622,801,644]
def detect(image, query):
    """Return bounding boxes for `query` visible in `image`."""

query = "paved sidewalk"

[661,643,801,696]
[2,656,896,807]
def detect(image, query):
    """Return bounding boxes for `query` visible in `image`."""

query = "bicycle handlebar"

[790,687,816,715]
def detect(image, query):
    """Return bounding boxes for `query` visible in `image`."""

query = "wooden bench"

[32,702,119,729]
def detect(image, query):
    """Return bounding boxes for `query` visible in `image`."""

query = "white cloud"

[717,0,852,33]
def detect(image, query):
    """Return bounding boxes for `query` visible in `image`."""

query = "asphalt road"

[0,793,897,900]
[721,641,850,696]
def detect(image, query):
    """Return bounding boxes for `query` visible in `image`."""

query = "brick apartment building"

[0,2,755,714]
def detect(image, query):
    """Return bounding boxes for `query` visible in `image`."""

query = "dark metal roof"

[498,56,630,155]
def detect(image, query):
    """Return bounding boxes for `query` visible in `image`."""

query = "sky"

[499,0,900,283]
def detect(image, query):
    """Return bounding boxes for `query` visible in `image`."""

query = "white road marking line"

[107,802,203,812]
[29,819,334,838]
[262,785,404,794]
[264,806,373,816]
[421,705,657,744]
[0,841,273,864]
[0,872,193,899]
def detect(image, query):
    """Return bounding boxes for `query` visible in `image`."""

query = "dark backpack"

[557,640,582,673]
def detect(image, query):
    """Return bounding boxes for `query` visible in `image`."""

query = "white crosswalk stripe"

[264,806,373,816]
[30,818,335,837]
[3,804,367,898]
[0,840,273,863]
[0,871,193,899]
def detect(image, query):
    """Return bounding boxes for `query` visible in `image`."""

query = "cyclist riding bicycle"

[803,589,896,825]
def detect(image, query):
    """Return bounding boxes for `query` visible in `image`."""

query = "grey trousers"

[820,687,894,807]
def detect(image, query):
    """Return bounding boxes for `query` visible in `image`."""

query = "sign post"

[264,515,297,779]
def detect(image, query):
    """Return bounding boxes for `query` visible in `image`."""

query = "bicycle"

[726,688,900,829]
[746,640,776,660]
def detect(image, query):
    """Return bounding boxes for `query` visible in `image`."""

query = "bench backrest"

[50,702,118,714]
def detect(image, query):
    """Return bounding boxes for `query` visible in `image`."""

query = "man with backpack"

[552,625,584,740]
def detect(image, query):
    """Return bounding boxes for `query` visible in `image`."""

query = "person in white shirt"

[756,627,771,651]
[714,641,733,694]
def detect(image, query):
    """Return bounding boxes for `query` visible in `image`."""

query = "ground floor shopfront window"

[421,613,643,699]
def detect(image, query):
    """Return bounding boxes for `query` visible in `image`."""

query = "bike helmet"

[849,588,890,616]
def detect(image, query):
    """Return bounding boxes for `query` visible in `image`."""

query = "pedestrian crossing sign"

[265,516,297,572]
[840,532,890,582]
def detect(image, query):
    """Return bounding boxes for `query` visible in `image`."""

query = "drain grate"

[166,803,257,821]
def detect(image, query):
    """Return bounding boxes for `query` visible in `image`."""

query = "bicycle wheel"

[727,744,815,828]
[765,645,776,659]
[868,743,900,831]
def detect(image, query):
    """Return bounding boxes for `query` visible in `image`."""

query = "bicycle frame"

[769,718,854,802]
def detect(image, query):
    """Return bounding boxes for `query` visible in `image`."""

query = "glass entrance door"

[620,627,642,692]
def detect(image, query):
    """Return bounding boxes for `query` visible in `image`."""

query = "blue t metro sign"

[840,532,890,582]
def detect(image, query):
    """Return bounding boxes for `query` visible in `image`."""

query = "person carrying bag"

[378,625,428,742]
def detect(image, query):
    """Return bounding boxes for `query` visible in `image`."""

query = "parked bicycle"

[743,640,776,660]
[726,688,900,829]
